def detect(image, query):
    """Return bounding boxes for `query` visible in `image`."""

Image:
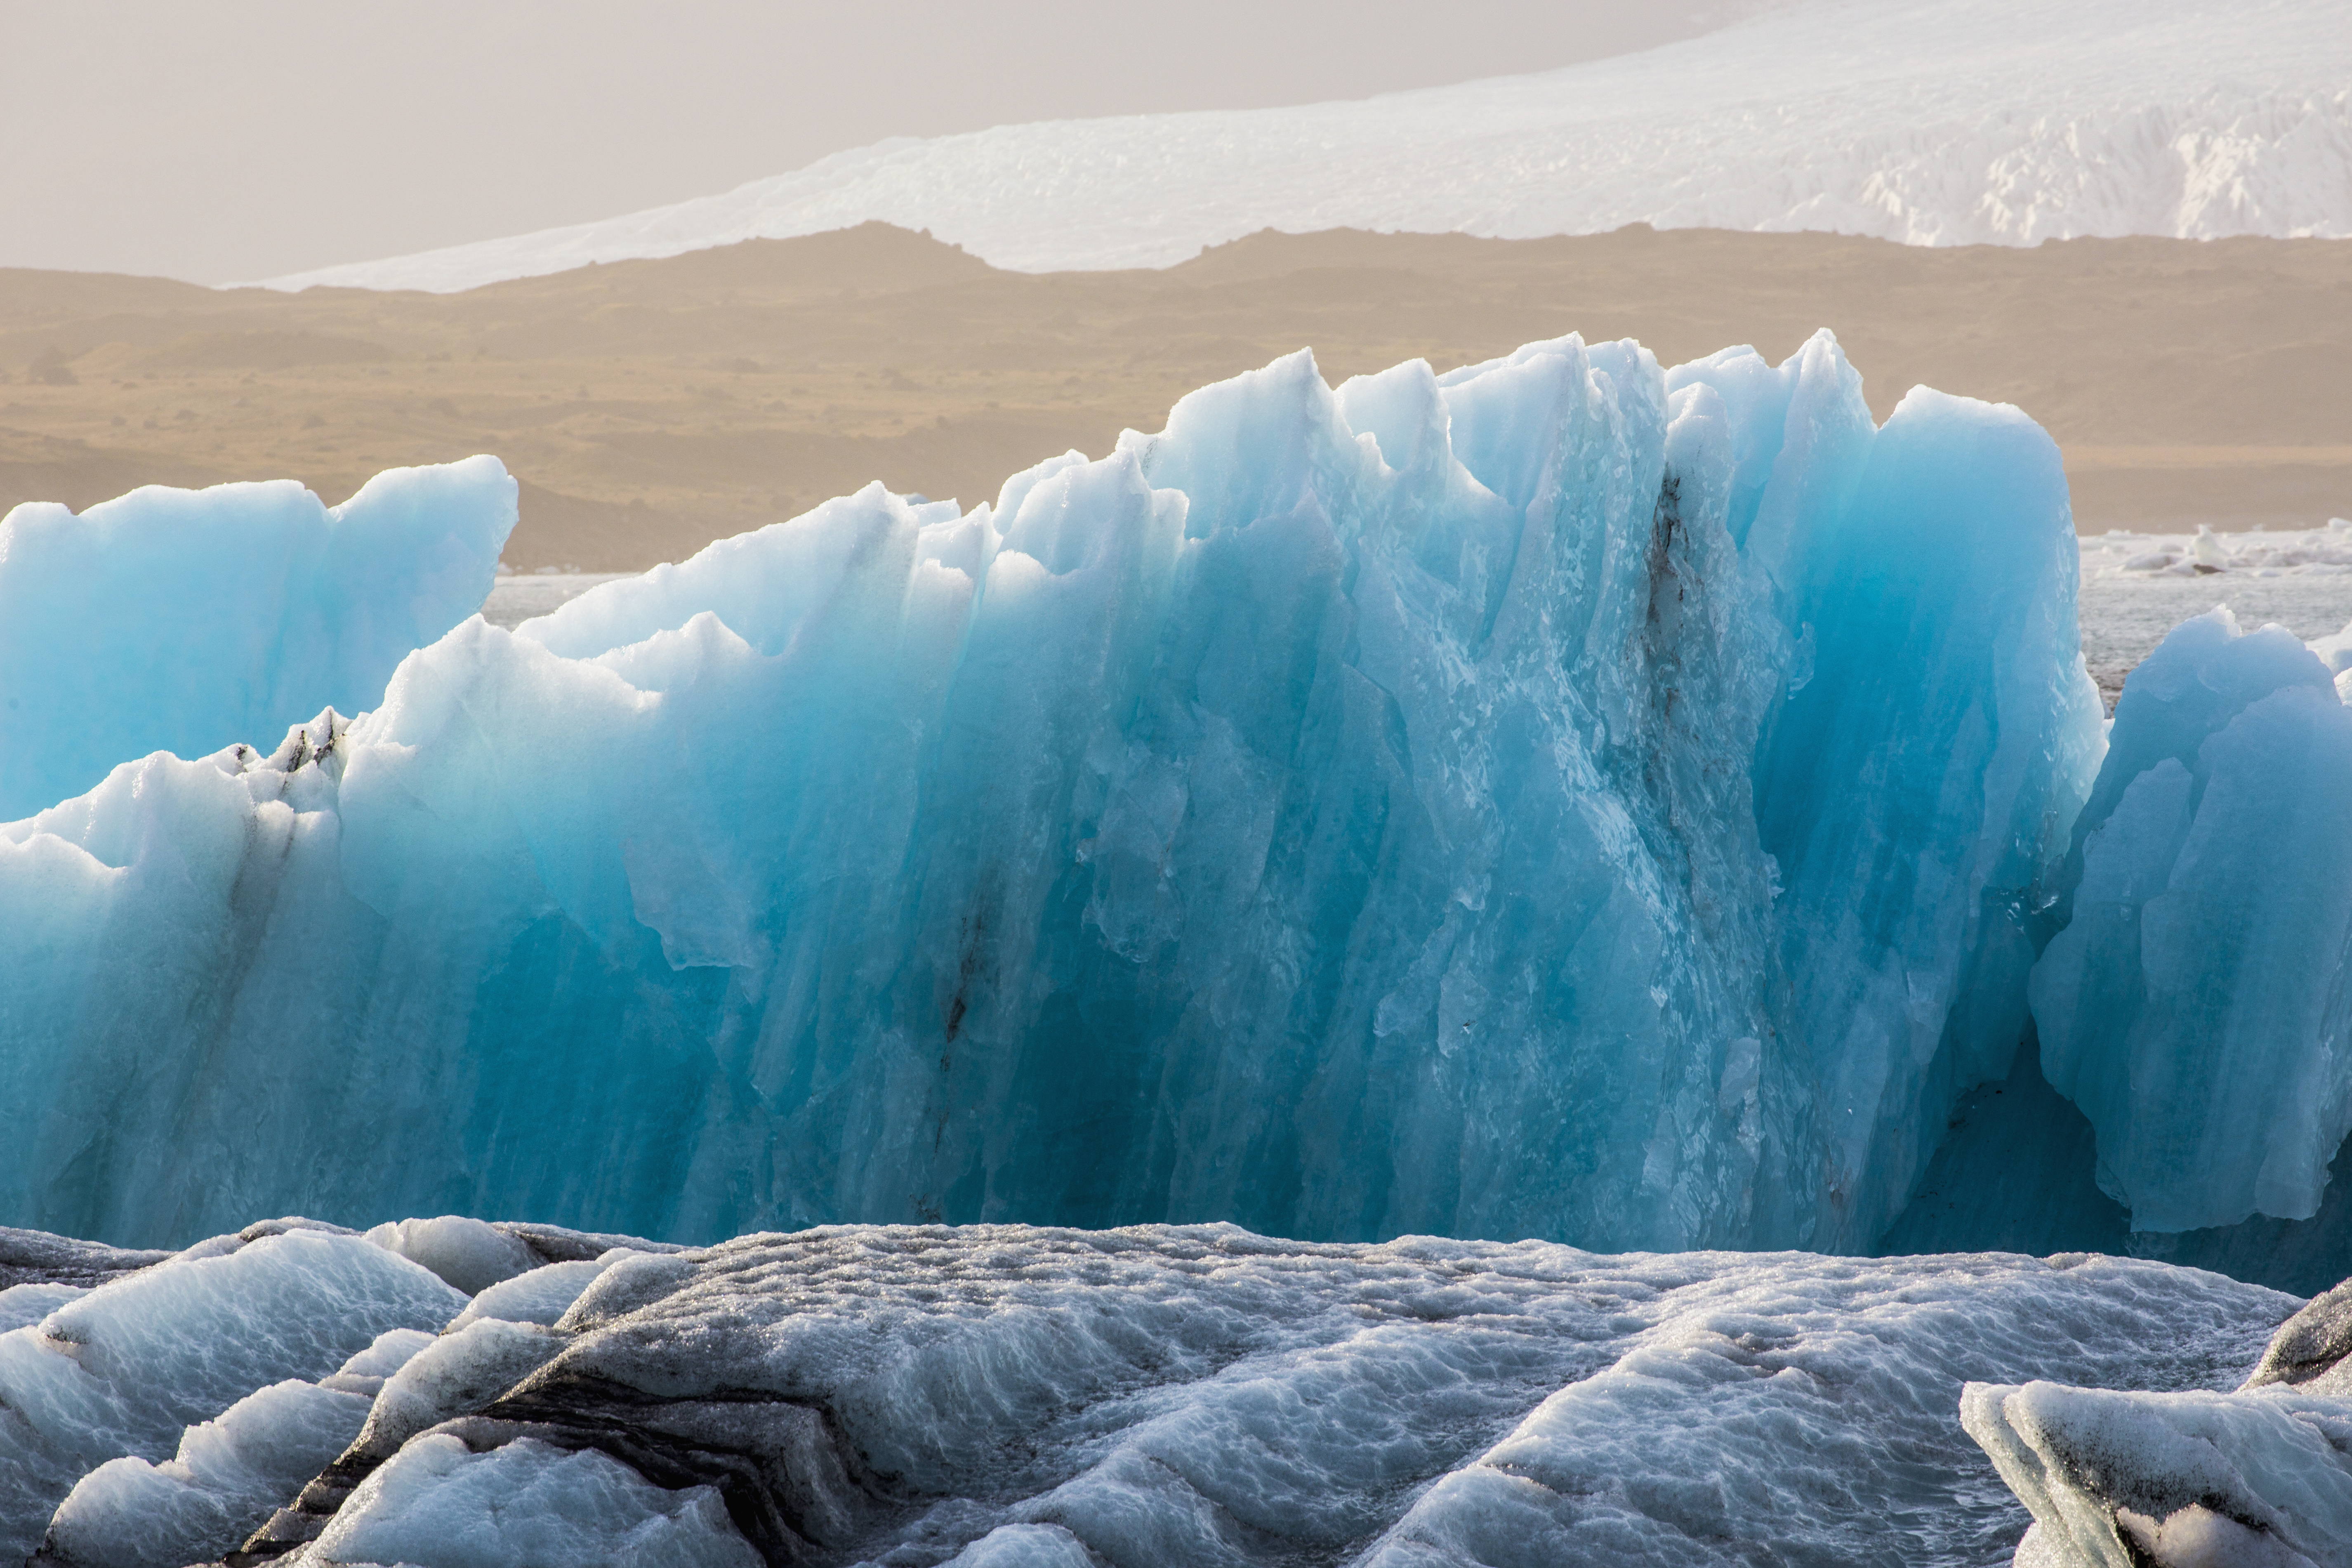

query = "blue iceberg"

[0,458,515,821]
[2032,608,2352,1234]
[0,334,2103,1252]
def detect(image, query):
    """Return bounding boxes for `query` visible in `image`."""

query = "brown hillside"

[2,222,2344,570]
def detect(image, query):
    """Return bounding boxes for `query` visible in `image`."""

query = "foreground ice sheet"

[0,1224,462,1560]
[0,457,515,820]
[0,331,2101,1252]
[3,1217,667,1563]
[0,1219,2303,1567]
[303,1436,759,1568]
[263,0,2352,290]
[1967,1279,2352,1567]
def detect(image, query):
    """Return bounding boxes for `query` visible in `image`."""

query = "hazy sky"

[1,1,1740,283]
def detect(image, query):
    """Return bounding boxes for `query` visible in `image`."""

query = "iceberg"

[1966,1277,2352,1567]
[1,1215,2305,1566]
[2030,608,2352,1233]
[0,457,516,821]
[0,332,2102,1254]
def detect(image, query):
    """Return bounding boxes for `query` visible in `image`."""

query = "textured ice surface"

[255,1226,2293,1568]
[40,1377,371,1568]
[316,1328,435,1398]
[0,1226,463,1559]
[0,1287,83,1338]
[341,1317,568,1467]
[364,1215,542,1294]
[0,1219,2306,1566]
[1965,1381,2352,1568]
[264,0,2352,292]
[0,457,515,820]
[0,331,2100,1255]
[2031,608,2352,1232]
[0,1228,165,1292]
[299,1434,761,1568]
[447,1254,635,1332]
[1967,1283,2352,1567]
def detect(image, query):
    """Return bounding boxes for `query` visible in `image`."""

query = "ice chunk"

[0,1228,464,1559]
[1673,346,2104,1244]
[344,1317,567,1465]
[318,1327,437,1397]
[38,1377,372,1568]
[365,1215,540,1294]
[1963,1380,2352,1568]
[0,334,2100,1257]
[494,1220,689,1264]
[2031,608,2352,1231]
[0,1226,170,1290]
[2311,616,2352,676]
[447,1254,632,1332]
[301,1434,761,1567]
[2247,1278,2352,1391]
[0,456,515,821]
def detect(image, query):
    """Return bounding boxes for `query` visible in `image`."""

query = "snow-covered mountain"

[264,0,2349,294]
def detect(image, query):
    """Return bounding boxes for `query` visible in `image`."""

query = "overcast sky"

[1,1,1743,283]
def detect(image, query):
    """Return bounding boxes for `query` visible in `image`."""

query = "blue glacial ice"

[0,457,515,821]
[0,331,2109,1254]
[2031,608,2352,1234]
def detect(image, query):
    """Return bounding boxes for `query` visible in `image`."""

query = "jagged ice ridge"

[0,330,2109,1256]
[0,457,514,822]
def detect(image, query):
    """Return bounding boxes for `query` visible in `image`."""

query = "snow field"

[262,0,2352,294]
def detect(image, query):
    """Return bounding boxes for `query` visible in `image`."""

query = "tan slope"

[3,222,2344,570]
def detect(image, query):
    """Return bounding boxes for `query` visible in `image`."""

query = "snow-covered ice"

[298,1435,760,1568]
[0,1217,2307,1566]
[1965,1277,2352,1567]
[0,1225,462,1560]
[262,0,2352,292]
[0,457,515,820]
[0,331,2103,1258]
